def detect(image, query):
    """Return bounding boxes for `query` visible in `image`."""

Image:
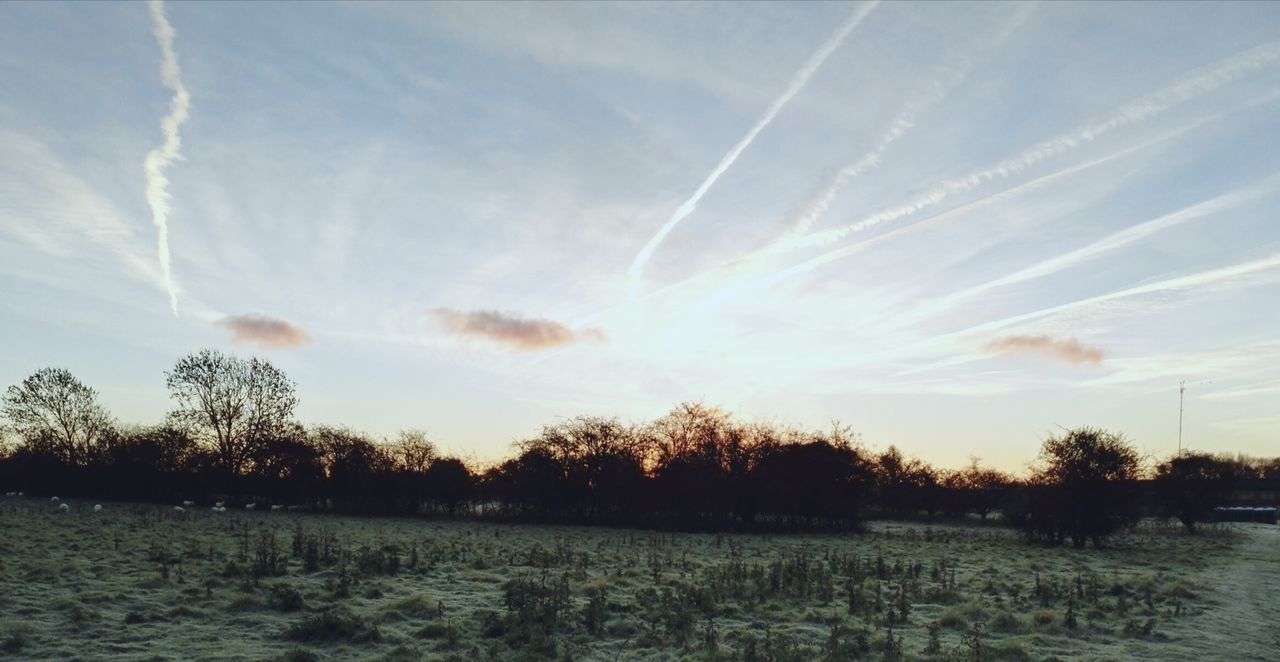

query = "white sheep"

[50,496,60,503]
[58,503,69,512]
[214,501,225,508]
[182,500,195,507]
[17,492,23,496]
[244,503,256,511]
[270,505,283,512]
[93,504,102,512]
[173,506,185,513]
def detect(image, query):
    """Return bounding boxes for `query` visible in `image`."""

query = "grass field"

[1,497,1276,661]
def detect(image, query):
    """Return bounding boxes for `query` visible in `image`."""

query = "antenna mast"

[1177,380,1186,456]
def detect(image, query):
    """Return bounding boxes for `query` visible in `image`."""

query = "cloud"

[432,308,606,351]
[218,314,312,349]
[144,0,192,315]
[984,335,1105,366]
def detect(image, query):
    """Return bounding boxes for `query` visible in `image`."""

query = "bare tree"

[392,429,438,474]
[165,349,298,475]
[1,367,113,465]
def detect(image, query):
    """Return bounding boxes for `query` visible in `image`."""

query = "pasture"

[1,498,1276,661]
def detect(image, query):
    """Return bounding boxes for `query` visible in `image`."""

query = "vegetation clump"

[283,607,381,643]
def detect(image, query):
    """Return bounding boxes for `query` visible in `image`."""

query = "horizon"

[3,1,1279,473]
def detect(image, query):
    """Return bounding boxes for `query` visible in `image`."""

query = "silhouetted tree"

[165,349,298,476]
[391,429,438,474]
[485,448,570,519]
[754,437,873,528]
[423,457,474,516]
[648,403,741,527]
[519,416,646,522]
[252,426,325,507]
[1153,452,1238,533]
[2,367,113,466]
[1017,427,1142,548]
[943,458,1014,520]
[874,446,936,517]
[98,425,202,502]
[313,426,392,513]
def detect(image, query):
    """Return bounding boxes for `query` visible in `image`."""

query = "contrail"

[618,85,1273,343]
[878,252,1280,382]
[626,1,880,300]
[780,2,1039,241]
[670,124,1196,329]
[895,250,1280,378]
[771,41,1280,253]
[779,62,968,242]
[885,171,1280,331]
[144,0,191,315]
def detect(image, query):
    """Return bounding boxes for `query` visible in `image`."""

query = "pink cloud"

[984,334,1105,366]
[218,314,312,349]
[432,308,606,351]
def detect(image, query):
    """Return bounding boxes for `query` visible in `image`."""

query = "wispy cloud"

[144,0,191,316]
[432,309,607,351]
[218,314,312,349]
[985,335,1105,365]
[626,1,880,299]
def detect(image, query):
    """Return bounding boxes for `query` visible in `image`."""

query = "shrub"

[989,610,1023,633]
[228,593,264,612]
[284,607,381,643]
[416,621,461,646]
[268,584,305,612]
[274,649,320,662]
[1,628,32,655]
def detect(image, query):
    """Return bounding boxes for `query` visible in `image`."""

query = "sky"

[1,1,1278,471]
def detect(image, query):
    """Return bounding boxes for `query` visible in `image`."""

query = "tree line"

[2,351,1277,547]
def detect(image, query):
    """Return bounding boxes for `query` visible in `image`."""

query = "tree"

[165,349,298,475]
[391,429,438,474]
[1021,427,1142,548]
[423,457,474,516]
[519,416,646,522]
[948,458,1013,520]
[1153,452,1239,533]
[1,367,113,466]
[313,426,393,512]
[874,446,937,516]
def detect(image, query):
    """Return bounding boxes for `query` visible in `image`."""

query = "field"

[1,498,1276,661]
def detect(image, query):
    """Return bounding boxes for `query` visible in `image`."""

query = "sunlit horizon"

[2,1,1279,472]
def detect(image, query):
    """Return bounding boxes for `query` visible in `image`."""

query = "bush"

[1,628,32,655]
[1012,428,1141,548]
[284,607,381,643]
[274,649,320,662]
[268,584,305,612]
